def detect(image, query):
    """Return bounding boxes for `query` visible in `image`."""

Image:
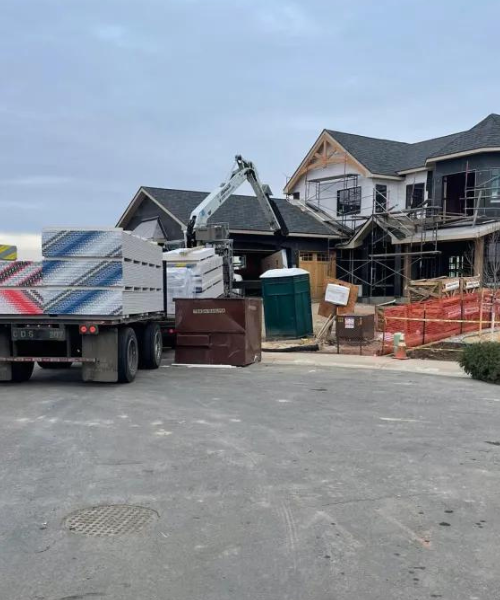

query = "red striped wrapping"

[0,289,43,315]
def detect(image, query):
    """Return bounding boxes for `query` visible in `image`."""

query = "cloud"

[255,3,319,36]
[90,23,160,53]
[0,200,43,211]
[0,176,73,187]
[92,24,127,43]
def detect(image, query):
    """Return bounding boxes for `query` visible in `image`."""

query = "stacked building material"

[40,229,163,316]
[0,260,43,315]
[0,244,17,261]
[164,247,224,316]
[406,277,461,303]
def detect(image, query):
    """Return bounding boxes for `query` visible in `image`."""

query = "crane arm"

[186,155,283,246]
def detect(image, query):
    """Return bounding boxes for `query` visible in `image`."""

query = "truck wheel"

[139,323,163,370]
[11,362,34,383]
[38,362,73,369]
[118,327,139,383]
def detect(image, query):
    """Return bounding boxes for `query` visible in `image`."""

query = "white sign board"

[344,317,355,329]
[325,283,349,306]
[443,279,460,292]
[464,277,480,290]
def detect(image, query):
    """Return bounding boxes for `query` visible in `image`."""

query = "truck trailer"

[0,228,165,384]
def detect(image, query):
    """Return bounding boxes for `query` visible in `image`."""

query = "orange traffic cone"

[394,333,409,360]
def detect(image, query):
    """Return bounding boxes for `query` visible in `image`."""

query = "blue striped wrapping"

[42,260,123,287]
[42,230,123,258]
[43,289,123,316]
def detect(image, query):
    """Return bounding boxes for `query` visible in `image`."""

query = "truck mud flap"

[0,327,12,381]
[82,327,119,383]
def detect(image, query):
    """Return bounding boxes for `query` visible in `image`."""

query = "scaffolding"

[291,148,500,301]
[332,190,442,299]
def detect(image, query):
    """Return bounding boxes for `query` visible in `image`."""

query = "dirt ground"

[263,302,381,355]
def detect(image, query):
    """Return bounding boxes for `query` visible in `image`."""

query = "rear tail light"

[168,328,175,334]
[80,324,99,335]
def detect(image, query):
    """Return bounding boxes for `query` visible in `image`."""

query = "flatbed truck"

[0,312,165,384]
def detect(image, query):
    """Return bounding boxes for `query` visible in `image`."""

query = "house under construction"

[284,113,500,301]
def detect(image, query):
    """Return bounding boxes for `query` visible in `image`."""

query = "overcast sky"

[1,0,500,239]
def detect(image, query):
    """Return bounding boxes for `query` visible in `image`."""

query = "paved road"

[0,357,499,600]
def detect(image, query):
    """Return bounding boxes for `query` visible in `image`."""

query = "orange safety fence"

[379,291,500,354]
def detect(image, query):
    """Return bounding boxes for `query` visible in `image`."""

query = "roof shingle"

[142,187,338,236]
[326,114,500,175]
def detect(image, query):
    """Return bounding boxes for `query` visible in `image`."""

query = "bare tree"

[483,230,500,335]
[463,242,475,277]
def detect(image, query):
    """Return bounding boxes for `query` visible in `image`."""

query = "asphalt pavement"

[0,354,499,600]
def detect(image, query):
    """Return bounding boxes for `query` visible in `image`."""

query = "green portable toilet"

[260,268,314,339]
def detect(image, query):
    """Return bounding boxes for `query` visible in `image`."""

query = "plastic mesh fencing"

[380,291,500,354]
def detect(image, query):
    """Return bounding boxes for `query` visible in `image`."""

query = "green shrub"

[460,342,500,384]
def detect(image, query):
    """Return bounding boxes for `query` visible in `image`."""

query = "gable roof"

[325,130,408,176]
[122,187,341,237]
[287,114,500,185]
[427,113,500,160]
[325,129,465,175]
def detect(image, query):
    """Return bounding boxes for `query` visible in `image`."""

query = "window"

[337,186,362,215]
[375,184,387,212]
[448,255,464,278]
[426,170,434,200]
[406,183,425,209]
[299,252,329,262]
[292,191,300,200]
[489,169,500,203]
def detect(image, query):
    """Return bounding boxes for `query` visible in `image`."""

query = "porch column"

[403,247,412,294]
[474,237,485,281]
[394,245,402,297]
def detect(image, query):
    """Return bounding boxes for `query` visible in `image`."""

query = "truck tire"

[38,362,73,369]
[139,323,163,370]
[11,362,34,383]
[118,327,139,383]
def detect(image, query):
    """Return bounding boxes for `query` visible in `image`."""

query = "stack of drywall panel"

[166,268,194,315]
[0,245,17,261]
[0,260,43,314]
[164,247,224,315]
[41,228,163,316]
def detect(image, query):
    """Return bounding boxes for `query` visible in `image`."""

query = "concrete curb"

[261,352,467,379]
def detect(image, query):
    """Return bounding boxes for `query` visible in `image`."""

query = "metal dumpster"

[260,268,313,339]
[174,298,262,366]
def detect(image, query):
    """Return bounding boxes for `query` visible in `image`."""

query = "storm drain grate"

[65,505,159,537]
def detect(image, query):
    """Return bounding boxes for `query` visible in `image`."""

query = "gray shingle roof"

[326,114,500,175]
[401,132,464,170]
[142,187,338,236]
[326,130,409,176]
[427,114,500,158]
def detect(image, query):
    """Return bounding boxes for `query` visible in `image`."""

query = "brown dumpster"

[174,298,262,366]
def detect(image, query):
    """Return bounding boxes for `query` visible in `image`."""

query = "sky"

[1,0,500,251]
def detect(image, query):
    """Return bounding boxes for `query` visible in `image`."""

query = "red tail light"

[80,324,99,335]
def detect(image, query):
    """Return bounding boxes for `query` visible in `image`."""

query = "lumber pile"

[406,276,481,303]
